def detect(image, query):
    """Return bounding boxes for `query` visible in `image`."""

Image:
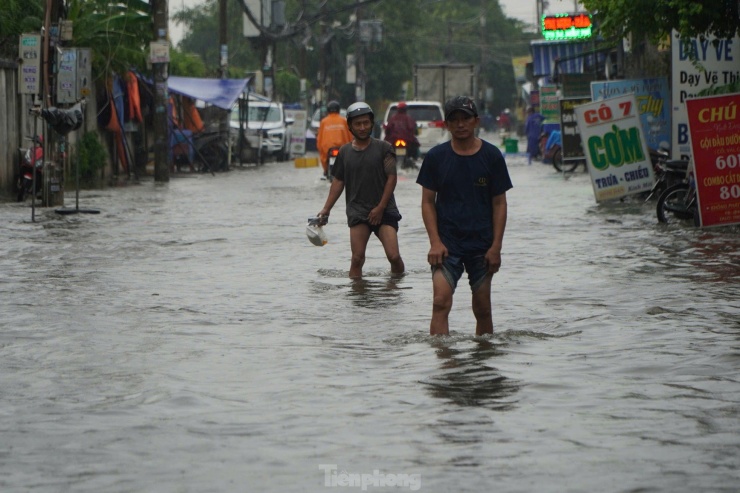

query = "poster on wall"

[591,78,670,152]
[285,108,307,156]
[559,96,591,161]
[686,93,740,228]
[540,85,559,123]
[671,30,740,161]
[575,94,654,202]
[18,33,42,95]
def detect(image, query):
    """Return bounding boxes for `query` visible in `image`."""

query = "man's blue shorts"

[432,254,490,293]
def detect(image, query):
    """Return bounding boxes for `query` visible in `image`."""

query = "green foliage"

[66,0,152,78]
[75,132,107,183]
[169,49,207,77]
[275,70,300,102]
[581,0,740,43]
[173,0,261,77]
[0,0,43,59]
[173,0,533,112]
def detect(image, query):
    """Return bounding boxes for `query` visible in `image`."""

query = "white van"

[380,101,449,155]
[230,98,294,161]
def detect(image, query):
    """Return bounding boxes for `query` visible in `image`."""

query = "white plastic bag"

[306,221,328,246]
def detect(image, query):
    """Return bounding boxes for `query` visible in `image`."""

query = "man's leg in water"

[471,274,494,336]
[348,224,372,278]
[376,224,405,275]
[430,268,453,335]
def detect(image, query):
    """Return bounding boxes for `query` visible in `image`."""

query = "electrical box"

[56,47,92,104]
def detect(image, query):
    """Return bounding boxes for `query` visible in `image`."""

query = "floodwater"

[1,149,739,493]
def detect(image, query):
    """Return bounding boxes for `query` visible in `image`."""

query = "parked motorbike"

[644,148,688,202]
[656,161,698,225]
[393,139,418,170]
[327,146,340,181]
[17,135,44,202]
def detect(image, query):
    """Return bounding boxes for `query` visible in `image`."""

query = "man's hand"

[485,248,501,274]
[427,241,448,266]
[368,206,383,225]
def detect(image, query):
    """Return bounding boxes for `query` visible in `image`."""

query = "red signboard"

[686,93,740,227]
[541,13,592,40]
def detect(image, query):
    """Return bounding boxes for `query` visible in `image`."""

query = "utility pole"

[219,0,229,166]
[354,6,364,101]
[152,0,169,182]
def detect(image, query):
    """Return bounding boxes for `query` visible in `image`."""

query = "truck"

[412,63,478,103]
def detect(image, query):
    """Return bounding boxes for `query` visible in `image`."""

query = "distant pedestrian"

[317,100,352,179]
[383,102,419,160]
[417,96,512,336]
[318,102,405,278]
[524,106,544,164]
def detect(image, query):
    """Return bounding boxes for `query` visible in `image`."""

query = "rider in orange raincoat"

[316,100,352,178]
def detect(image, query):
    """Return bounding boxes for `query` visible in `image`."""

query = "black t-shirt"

[417,140,512,256]
[333,138,400,227]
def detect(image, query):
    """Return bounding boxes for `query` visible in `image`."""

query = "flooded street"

[1,149,739,493]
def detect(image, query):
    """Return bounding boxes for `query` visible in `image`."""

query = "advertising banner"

[686,93,740,227]
[18,33,42,95]
[671,30,740,161]
[285,109,307,156]
[541,85,559,123]
[590,78,670,152]
[575,94,654,202]
[559,96,591,161]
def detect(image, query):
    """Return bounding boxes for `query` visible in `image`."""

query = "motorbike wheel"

[16,178,27,202]
[656,183,693,223]
[552,149,579,173]
[200,141,228,172]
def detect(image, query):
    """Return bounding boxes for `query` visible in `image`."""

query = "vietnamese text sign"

[540,85,559,123]
[18,33,42,95]
[591,78,670,152]
[575,94,655,202]
[671,30,740,161]
[57,48,77,103]
[686,93,740,227]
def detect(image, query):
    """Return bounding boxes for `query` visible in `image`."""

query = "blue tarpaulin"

[167,76,252,110]
[531,40,589,77]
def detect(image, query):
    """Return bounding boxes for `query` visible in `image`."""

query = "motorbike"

[393,139,418,170]
[656,160,698,225]
[327,146,340,181]
[644,148,688,202]
[17,135,44,202]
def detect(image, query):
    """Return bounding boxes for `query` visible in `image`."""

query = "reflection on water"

[424,338,519,410]
[1,158,739,492]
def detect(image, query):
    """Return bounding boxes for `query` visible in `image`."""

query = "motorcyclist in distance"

[383,102,420,160]
[317,100,352,180]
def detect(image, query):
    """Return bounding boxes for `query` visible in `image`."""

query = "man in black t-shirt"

[318,102,405,279]
[417,96,512,336]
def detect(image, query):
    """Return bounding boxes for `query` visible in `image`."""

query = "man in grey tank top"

[318,102,405,278]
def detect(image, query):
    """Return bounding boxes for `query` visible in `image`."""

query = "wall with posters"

[671,30,740,161]
[575,94,654,202]
[591,78,670,152]
[686,93,740,227]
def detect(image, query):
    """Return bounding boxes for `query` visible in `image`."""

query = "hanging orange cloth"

[169,96,179,128]
[182,97,205,133]
[126,71,143,123]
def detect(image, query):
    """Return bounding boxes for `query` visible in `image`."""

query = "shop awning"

[530,40,590,77]
[167,76,253,110]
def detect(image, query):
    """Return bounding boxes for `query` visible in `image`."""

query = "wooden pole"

[152,0,170,182]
